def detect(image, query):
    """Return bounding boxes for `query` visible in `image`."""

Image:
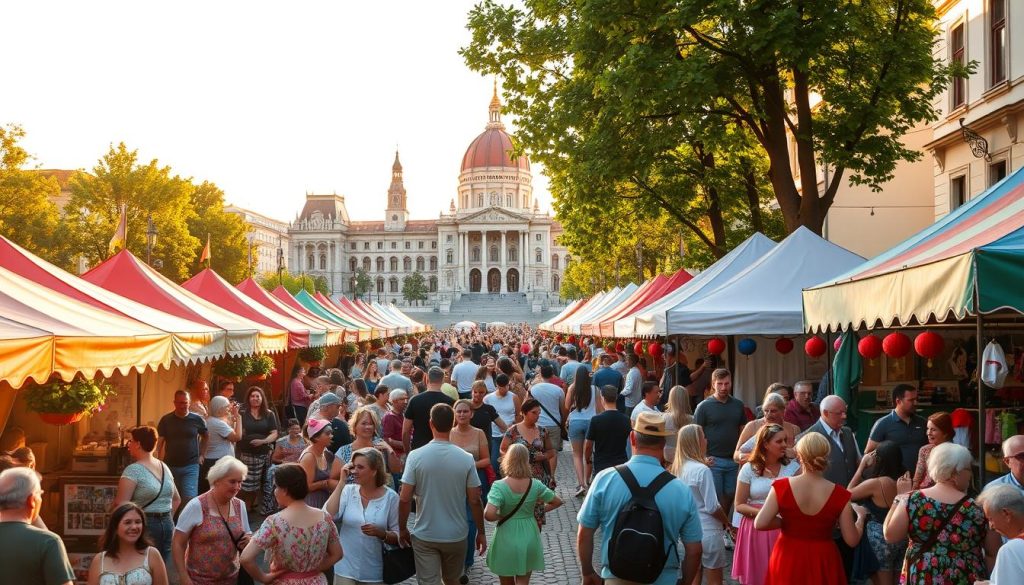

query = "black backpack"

[607,465,677,584]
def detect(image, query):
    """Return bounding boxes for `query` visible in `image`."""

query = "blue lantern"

[738,338,757,356]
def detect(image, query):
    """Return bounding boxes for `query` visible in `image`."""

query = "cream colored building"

[927,0,1020,217]
[287,91,568,306]
[224,205,290,275]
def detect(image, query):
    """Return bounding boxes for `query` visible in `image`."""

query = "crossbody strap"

[532,396,562,426]
[498,482,533,527]
[139,464,166,512]
[906,494,969,565]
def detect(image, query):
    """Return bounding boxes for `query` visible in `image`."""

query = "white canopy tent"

[556,284,638,335]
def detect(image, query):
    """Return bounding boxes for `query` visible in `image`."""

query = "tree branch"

[629,174,723,256]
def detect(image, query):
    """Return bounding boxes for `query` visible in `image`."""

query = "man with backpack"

[576,411,703,585]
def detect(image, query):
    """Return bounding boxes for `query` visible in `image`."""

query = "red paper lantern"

[615,342,625,353]
[633,341,644,355]
[914,331,945,366]
[882,332,911,359]
[858,335,883,360]
[707,338,726,355]
[805,336,826,358]
[775,338,794,355]
[647,342,663,358]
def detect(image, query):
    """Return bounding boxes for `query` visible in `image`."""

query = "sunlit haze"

[1,0,552,223]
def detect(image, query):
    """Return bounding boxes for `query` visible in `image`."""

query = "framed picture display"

[62,481,118,537]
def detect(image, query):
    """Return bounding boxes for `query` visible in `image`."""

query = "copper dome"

[460,128,530,172]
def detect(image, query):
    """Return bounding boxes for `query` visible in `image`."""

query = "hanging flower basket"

[214,356,252,381]
[299,346,326,365]
[25,377,118,425]
[246,354,275,380]
[38,412,86,426]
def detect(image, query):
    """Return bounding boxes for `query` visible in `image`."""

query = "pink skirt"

[732,511,780,585]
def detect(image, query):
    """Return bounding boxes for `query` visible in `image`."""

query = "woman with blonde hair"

[336,406,403,488]
[662,385,693,463]
[671,424,729,585]
[756,433,868,584]
[484,443,563,584]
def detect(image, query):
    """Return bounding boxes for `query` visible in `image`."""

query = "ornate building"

[288,90,569,306]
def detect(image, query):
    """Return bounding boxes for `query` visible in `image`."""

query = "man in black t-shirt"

[403,366,455,452]
[584,385,632,481]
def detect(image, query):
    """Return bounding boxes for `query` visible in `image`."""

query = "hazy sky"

[1,1,551,223]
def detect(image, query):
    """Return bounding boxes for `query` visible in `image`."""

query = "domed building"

[287,88,568,311]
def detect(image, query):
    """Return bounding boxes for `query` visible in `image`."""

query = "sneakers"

[723,530,735,551]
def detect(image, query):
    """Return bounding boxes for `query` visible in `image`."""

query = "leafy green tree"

[462,0,958,235]
[402,272,429,306]
[352,268,372,300]
[0,124,61,258]
[62,143,198,280]
[188,181,249,283]
[258,270,330,295]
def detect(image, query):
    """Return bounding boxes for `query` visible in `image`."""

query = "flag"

[832,330,862,406]
[107,204,127,255]
[198,233,211,266]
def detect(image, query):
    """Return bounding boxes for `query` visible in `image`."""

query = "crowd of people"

[3,325,1024,585]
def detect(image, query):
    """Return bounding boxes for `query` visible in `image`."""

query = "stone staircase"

[441,292,535,325]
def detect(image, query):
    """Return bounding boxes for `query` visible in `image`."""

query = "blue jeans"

[145,513,174,563]
[709,456,739,501]
[465,468,490,568]
[489,438,503,478]
[169,463,200,501]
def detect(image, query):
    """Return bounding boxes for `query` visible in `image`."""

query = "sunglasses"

[1004,452,1024,463]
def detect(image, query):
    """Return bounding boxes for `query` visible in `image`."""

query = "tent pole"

[975,290,986,486]
[136,370,143,427]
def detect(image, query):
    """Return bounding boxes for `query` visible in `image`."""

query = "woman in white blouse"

[324,447,400,585]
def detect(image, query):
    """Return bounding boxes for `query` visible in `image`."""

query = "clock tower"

[384,150,409,231]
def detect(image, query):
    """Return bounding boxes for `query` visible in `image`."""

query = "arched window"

[476,194,484,207]
[376,257,385,272]
[390,257,398,271]
[552,254,559,270]
[403,257,412,271]
[319,254,327,271]
[472,247,481,262]
[416,257,424,271]
[430,256,438,270]
[489,246,499,262]
[506,193,512,207]
[429,276,437,292]
[389,277,399,293]
[349,257,358,272]
[445,250,453,264]
[553,274,561,291]
[307,254,314,270]
[490,191,498,205]
[509,247,518,262]
[535,248,542,263]
[362,257,371,272]
[565,255,572,267]
[376,277,384,293]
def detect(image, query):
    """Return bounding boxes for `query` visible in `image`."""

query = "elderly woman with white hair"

[733,391,800,464]
[977,484,1024,584]
[883,443,998,585]
[172,456,252,585]
[199,395,241,493]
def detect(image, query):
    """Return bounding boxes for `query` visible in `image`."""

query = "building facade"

[287,91,569,305]
[224,205,291,275]
[928,0,1021,218]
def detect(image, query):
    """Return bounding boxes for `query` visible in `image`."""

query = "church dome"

[460,86,530,172]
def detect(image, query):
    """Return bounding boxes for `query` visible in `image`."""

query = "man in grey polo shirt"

[380,359,413,393]
[693,368,746,517]
[865,384,927,475]
[399,403,485,585]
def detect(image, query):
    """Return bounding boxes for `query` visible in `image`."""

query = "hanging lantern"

[914,331,945,367]
[633,340,644,355]
[882,332,911,359]
[738,338,757,356]
[707,338,726,355]
[858,334,883,364]
[614,342,625,353]
[647,342,663,358]
[805,336,826,358]
[775,338,794,355]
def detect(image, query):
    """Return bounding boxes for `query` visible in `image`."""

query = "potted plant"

[341,342,358,356]
[25,377,118,425]
[247,354,275,381]
[213,355,252,382]
[298,346,326,367]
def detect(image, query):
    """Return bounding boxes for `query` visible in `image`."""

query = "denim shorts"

[567,419,590,443]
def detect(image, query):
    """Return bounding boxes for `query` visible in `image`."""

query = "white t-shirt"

[174,496,251,534]
[678,460,722,531]
[206,417,235,460]
[738,460,801,504]
[331,484,399,582]
[529,382,564,428]
[484,391,517,438]
[566,385,598,423]
[451,361,478,395]
[992,538,1024,585]
[630,401,661,422]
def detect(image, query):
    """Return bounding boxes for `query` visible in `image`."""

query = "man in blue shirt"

[593,354,624,393]
[988,434,1024,492]
[577,411,703,585]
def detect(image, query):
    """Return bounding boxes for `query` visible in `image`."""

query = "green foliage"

[249,354,275,376]
[402,272,429,305]
[188,181,250,283]
[352,268,372,299]
[213,356,252,380]
[342,342,358,355]
[0,125,62,259]
[258,270,331,295]
[25,377,118,415]
[299,346,326,363]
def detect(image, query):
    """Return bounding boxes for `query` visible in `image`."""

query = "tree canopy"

[352,268,372,300]
[0,124,61,258]
[258,270,330,296]
[402,272,429,305]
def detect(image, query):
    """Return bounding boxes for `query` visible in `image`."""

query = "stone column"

[500,230,507,293]
[460,231,468,291]
[521,231,527,286]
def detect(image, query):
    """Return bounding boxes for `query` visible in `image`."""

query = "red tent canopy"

[236,279,343,346]
[596,269,692,337]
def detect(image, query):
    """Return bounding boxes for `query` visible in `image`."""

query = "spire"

[392,149,402,171]
[387,151,407,211]
[487,78,505,130]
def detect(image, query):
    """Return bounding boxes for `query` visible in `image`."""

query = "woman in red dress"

[755,433,868,584]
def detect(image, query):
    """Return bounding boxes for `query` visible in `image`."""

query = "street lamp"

[145,215,158,266]
[246,233,255,278]
[276,236,284,286]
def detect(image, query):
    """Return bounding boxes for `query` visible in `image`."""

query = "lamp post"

[145,215,157,265]
[247,233,255,278]
[276,235,284,286]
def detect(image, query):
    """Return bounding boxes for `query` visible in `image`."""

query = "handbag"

[382,542,416,584]
[904,493,969,568]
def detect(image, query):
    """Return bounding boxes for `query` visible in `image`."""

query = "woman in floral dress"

[499,398,555,528]
[241,464,342,585]
[883,443,998,584]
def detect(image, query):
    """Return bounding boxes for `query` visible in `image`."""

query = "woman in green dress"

[484,443,563,584]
